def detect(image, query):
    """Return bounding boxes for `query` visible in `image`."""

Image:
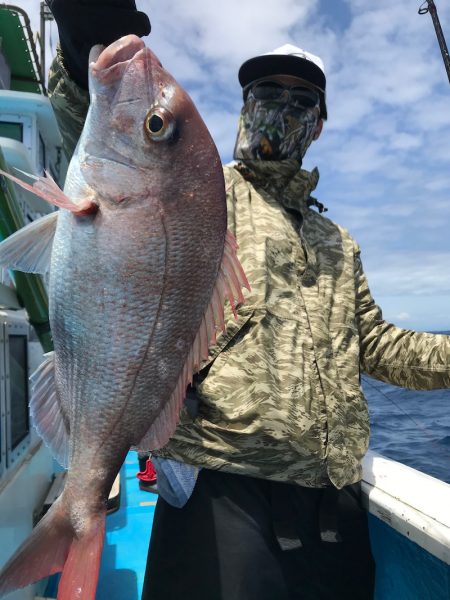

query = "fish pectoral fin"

[30,352,70,468]
[0,168,97,215]
[136,229,250,451]
[0,212,58,274]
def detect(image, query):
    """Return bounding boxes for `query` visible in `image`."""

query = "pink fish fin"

[0,495,106,600]
[224,230,250,294]
[57,516,105,600]
[135,229,250,451]
[0,211,58,274]
[30,352,70,468]
[0,168,97,215]
[189,227,250,360]
[0,497,72,597]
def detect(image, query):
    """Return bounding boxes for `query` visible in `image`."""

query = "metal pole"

[419,0,450,84]
[40,2,45,85]
[39,2,54,87]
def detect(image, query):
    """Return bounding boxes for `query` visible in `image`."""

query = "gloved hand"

[46,0,151,89]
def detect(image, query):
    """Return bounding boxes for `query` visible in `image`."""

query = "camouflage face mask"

[233,96,319,163]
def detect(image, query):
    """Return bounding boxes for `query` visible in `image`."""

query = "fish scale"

[0,34,249,600]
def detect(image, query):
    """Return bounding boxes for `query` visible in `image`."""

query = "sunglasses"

[244,80,320,110]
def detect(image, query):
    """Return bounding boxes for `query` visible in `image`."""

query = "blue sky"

[20,0,450,331]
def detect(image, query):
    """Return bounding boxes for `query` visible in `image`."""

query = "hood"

[234,159,322,215]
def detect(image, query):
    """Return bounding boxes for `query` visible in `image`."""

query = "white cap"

[264,44,325,77]
[238,43,327,118]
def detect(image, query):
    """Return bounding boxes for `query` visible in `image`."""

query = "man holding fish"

[0,1,449,599]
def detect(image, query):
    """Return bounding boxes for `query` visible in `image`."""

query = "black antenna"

[419,0,450,84]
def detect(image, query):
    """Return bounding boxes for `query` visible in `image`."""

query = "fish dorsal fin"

[30,352,70,468]
[0,212,58,274]
[0,168,97,215]
[136,230,250,451]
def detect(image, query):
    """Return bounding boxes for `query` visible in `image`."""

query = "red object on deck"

[136,459,157,483]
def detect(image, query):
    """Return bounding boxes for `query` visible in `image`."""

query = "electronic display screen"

[9,335,29,449]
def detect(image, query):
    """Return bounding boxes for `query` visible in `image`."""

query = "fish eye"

[144,107,175,142]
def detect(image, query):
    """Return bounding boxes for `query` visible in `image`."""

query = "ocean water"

[365,333,450,484]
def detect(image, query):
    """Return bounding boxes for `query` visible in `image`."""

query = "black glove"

[46,0,151,89]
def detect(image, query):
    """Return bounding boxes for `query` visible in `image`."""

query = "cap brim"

[239,54,327,119]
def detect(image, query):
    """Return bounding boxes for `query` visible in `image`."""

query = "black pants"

[142,469,375,600]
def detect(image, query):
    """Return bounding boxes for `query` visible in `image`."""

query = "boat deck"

[40,451,450,599]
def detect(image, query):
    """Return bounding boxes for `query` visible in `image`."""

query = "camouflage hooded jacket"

[48,52,450,489]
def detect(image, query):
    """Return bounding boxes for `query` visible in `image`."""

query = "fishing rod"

[419,0,450,84]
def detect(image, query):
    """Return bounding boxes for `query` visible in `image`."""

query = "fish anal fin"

[30,352,70,468]
[136,229,250,450]
[0,168,97,215]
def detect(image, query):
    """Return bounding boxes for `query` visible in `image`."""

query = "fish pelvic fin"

[0,211,58,274]
[0,168,97,215]
[0,496,106,600]
[137,229,251,450]
[30,352,70,468]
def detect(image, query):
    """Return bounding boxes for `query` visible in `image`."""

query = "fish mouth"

[90,35,159,77]
[82,150,139,174]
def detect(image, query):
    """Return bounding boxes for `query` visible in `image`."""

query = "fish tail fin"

[0,496,72,597]
[57,515,105,600]
[0,496,106,600]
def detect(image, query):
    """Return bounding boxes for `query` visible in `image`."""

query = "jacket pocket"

[264,236,306,320]
[195,309,255,381]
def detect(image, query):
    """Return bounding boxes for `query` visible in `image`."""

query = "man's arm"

[354,243,450,390]
[47,49,90,160]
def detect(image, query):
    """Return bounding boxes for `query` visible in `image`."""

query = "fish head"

[75,35,219,205]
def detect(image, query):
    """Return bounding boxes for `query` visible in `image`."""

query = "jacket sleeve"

[354,242,450,390]
[47,47,90,160]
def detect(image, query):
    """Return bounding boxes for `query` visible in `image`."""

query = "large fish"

[0,35,248,600]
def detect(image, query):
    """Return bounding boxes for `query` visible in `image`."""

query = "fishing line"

[362,375,450,459]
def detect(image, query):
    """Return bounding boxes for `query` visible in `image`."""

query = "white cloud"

[144,0,319,78]
[395,312,411,321]
[9,0,450,330]
[389,133,421,151]
[363,252,450,296]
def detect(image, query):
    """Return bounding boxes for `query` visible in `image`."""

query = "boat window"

[0,120,23,142]
[9,335,29,449]
[0,317,31,480]
[0,392,4,479]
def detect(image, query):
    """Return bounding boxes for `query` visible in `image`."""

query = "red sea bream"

[0,35,248,600]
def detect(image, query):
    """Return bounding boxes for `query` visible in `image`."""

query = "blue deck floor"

[44,452,155,600]
[97,453,156,600]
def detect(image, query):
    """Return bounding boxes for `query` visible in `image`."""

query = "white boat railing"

[362,450,450,565]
